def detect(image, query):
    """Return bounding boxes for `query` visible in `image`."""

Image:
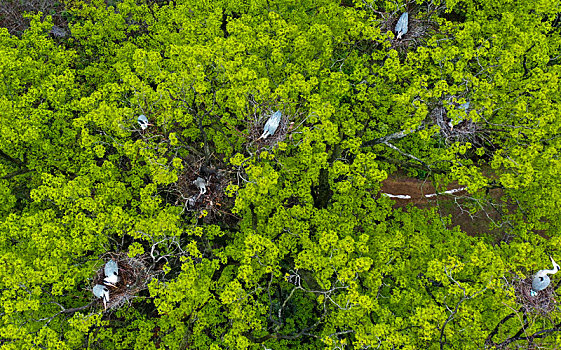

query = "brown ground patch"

[380,174,506,238]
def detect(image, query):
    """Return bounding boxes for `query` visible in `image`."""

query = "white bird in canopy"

[137,114,152,130]
[259,110,282,140]
[103,259,119,287]
[458,102,470,111]
[193,177,207,195]
[531,256,560,296]
[92,284,110,310]
[395,12,409,40]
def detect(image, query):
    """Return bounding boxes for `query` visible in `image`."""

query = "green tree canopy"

[1,0,561,349]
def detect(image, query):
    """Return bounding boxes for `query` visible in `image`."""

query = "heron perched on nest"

[92,284,110,310]
[103,259,120,287]
[395,12,409,40]
[531,256,560,296]
[92,259,120,310]
[137,114,152,130]
[193,177,207,195]
[259,110,282,140]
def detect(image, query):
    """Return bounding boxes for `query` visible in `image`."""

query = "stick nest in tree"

[92,253,153,311]
[375,11,437,51]
[173,157,238,226]
[515,277,557,315]
[431,102,480,145]
[249,109,291,146]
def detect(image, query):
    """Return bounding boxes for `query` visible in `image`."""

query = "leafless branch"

[439,266,488,350]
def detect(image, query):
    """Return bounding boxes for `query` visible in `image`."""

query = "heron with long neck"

[92,284,110,310]
[259,110,282,140]
[531,256,560,296]
[103,259,119,287]
[395,12,409,40]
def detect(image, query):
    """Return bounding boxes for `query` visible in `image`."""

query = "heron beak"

[550,256,560,271]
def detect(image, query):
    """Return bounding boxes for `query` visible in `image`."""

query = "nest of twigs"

[173,157,239,226]
[249,108,291,147]
[515,277,557,315]
[431,101,479,145]
[92,253,153,310]
[372,9,437,51]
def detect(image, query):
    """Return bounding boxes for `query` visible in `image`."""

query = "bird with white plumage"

[92,284,110,310]
[259,110,282,140]
[531,256,560,296]
[137,114,153,130]
[103,259,119,287]
[395,12,409,40]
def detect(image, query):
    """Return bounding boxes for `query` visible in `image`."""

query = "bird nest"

[514,277,557,315]
[430,102,479,145]
[92,253,153,311]
[172,159,239,224]
[248,110,291,146]
[374,11,437,51]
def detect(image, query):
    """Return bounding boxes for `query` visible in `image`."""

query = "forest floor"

[381,174,507,239]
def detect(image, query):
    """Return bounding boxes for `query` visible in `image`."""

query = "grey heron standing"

[103,259,119,287]
[137,114,152,130]
[193,177,207,195]
[395,12,409,40]
[259,110,282,140]
[92,284,110,310]
[531,256,560,296]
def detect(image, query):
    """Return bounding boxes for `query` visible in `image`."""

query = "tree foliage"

[1,0,561,349]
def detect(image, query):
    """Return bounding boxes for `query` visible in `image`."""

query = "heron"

[259,110,282,140]
[103,259,119,287]
[137,114,152,130]
[531,256,560,296]
[92,284,110,310]
[193,177,207,195]
[449,101,470,130]
[395,12,409,40]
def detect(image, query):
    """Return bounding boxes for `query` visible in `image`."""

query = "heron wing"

[93,284,107,298]
[395,12,409,36]
[104,259,119,277]
[532,274,550,291]
[263,110,282,135]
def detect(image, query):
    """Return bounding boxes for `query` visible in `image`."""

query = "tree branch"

[0,149,24,166]
[485,312,517,346]
[361,123,425,147]
[382,141,430,170]
[496,322,561,348]
[1,167,32,179]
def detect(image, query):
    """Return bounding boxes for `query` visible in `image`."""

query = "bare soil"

[381,174,505,238]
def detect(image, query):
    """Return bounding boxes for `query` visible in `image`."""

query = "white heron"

[103,259,119,287]
[193,177,207,195]
[449,101,470,129]
[92,284,110,310]
[137,114,152,130]
[531,256,560,296]
[395,12,409,40]
[259,110,282,139]
[458,102,470,111]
